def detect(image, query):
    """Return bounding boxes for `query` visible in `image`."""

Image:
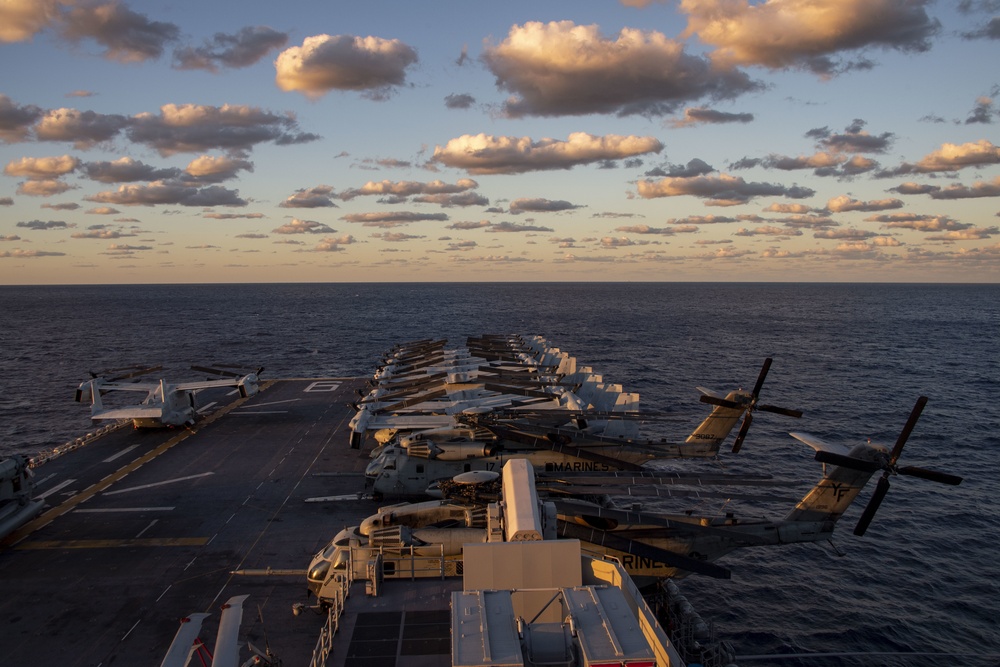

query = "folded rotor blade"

[558,521,731,579]
[890,395,927,464]
[897,465,963,486]
[854,475,891,536]
[731,411,753,453]
[757,404,804,418]
[814,450,881,473]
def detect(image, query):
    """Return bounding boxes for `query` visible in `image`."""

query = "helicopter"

[308,397,961,592]
[362,356,800,499]
[75,364,263,428]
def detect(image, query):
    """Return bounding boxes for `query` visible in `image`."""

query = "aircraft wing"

[96,382,159,393]
[788,432,850,456]
[173,379,242,391]
[92,406,164,420]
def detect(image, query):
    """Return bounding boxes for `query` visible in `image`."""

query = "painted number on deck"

[305,381,341,392]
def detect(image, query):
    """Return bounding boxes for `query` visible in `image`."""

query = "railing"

[309,572,349,667]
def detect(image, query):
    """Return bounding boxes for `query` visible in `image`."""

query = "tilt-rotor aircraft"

[75,364,262,428]
[356,338,801,498]
[311,397,961,590]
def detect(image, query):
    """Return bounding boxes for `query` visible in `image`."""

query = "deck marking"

[135,520,157,538]
[304,381,341,392]
[207,533,217,545]
[197,402,218,413]
[103,472,214,495]
[156,585,171,602]
[75,507,175,513]
[183,556,197,571]
[103,444,139,463]
[15,537,210,549]
[0,385,262,548]
[122,620,141,641]
[233,410,288,415]
[37,478,76,500]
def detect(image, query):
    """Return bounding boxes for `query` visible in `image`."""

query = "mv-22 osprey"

[75,364,262,428]
[363,354,802,499]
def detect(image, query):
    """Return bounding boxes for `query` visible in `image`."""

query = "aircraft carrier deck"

[0,377,407,666]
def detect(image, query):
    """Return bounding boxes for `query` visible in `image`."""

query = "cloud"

[681,0,939,75]
[413,192,490,207]
[85,181,247,207]
[4,154,79,179]
[174,26,288,71]
[509,198,582,214]
[924,227,998,241]
[0,0,61,42]
[735,225,802,237]
[872,214,972,232]
[807,119,894,153]
[17,179,75,196]
[71,227,136,239]
[204,212,264,220]
[128,103,319,156]
[184,155,254,183]
[279,185,337,208]
[340,211,449,227]
[0,95,42,142]
[928,175,1000,199]
[339,178,478,201]
[372,231,425,242]
[445,94,475,109]
[275,34,418,99]
[0,249,66,258]
[60,2,180,63]
[671,107,754,127]
[446,220,491,230]
[41,202,79,211]
[489,221,554,233]
[890,140,1000,174]
[82,157,179,183]
[431,132,663,175]
[16,219,70,230]
[826,195,904,212]
[482,21,761,117]
[814,228,879,240]
[272,218,336,234]
[637,173,815,205]
[312,235,356,252]
[34,108,130,147]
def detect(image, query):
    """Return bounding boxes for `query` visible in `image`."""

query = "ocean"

[1,282,998,665]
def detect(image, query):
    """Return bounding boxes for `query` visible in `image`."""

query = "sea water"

[1,282,998,664]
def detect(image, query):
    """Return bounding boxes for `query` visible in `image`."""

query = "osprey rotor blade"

[854,475,891,536]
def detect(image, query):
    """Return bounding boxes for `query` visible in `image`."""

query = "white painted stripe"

[103,444,140,463]
[135,520,157,538]
[37,479,75,500]
[242,398,299,407]
[75,507,175,513]
[196,401,218,414]
[103,472,214,495]
[232,410,288,415]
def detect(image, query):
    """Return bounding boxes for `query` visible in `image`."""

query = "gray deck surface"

[0,378,434,667]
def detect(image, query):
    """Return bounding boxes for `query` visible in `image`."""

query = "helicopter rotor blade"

[756,404,804,418]
[814,450,882,473]
[889,395,927,464]
[731,410,753,454]
[897,465,963,486]
[854,475,891,536]
[751,357,772,397]
[557,521,731,579]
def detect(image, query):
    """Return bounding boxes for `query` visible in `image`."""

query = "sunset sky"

[1,0,998,284]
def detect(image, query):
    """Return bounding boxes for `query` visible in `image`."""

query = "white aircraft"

[75,365,262,428]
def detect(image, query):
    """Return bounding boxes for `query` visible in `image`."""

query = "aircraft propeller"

[699,357,802,453]
[812,396,963,536]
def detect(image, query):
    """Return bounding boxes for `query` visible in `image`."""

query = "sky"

[1,0,999,284]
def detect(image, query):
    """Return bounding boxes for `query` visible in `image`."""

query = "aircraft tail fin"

[783,435,881,524]
[683,389,750,452]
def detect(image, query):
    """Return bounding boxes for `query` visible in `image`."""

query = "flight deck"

[1,378,384,666]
